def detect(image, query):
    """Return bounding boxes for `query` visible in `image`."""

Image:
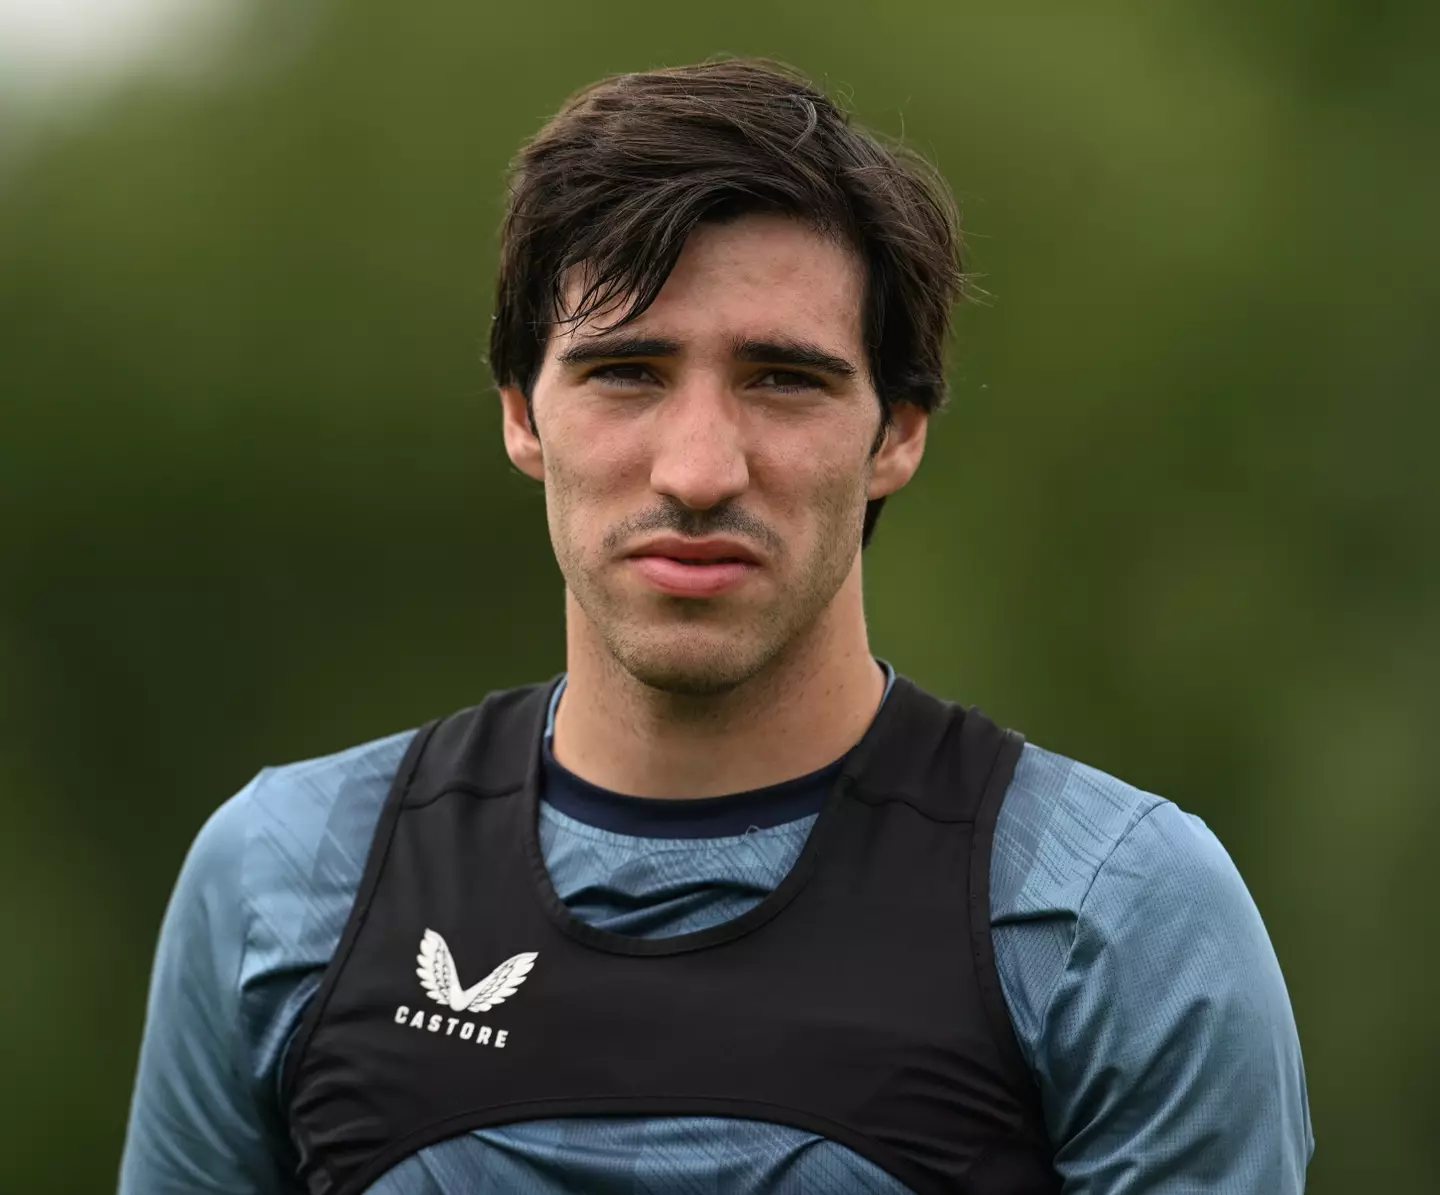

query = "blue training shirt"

[120,677,1313,1193]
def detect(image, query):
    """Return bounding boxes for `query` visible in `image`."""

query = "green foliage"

[3,1,1437,1189]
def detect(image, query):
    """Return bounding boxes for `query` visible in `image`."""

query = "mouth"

[625,538,762,598]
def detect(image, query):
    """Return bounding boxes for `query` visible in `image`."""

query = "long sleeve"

[118,777,298,1194]
[1037,802,1311,1191]
[991,745,1312,1193]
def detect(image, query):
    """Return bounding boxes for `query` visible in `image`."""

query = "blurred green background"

[2,0,1437,1190]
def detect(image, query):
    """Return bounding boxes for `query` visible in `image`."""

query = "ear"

[498,385,545,482]
[867,402,929,500]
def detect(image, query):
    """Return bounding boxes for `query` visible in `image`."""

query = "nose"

[648,380,750,512]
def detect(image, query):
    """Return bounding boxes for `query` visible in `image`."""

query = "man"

[121,59,1312,1194]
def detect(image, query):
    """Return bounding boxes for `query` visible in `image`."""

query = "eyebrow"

[555,333,859,380]
[731,337,858,380]
[556,336,681,367]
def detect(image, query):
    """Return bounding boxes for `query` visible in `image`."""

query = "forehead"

[552,213,866,355]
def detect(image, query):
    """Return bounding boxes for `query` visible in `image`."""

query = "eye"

[757,370,824,393]
[587,363,655,386]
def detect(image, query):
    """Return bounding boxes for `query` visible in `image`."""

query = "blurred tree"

[2,1,1436,1190]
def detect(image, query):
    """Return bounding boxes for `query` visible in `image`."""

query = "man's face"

[500,213,927,696]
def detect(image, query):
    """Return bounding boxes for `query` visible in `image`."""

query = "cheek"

[541,419,649,547]
[544,413,646,493]
[759,421,875,518]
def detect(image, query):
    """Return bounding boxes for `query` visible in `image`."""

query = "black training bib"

[284,676,1058,1194]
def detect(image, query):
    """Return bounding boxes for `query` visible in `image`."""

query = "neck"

[552,568,884,798]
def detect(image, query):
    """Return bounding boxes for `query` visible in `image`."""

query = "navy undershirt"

[540,738,840,838]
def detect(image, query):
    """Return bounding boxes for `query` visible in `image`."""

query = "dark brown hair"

[489,58,965,546]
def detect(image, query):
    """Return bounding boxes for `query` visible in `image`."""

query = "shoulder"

[988,741,1273,1056]
[179,728,418,1078]
[123,727,422,1187]
[990,744,1312,1188]
[993,739,1260,951]
[992,741,1176,923]
[189,728,418,914]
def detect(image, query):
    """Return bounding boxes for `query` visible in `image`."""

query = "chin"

[606,627,772,697]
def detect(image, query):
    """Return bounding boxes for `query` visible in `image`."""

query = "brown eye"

[589,363,653,384]
[759,370,823,392]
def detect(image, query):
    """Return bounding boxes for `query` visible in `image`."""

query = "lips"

[626,537,761,597]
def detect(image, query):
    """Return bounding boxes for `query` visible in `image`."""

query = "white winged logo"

[416,929,538,1014]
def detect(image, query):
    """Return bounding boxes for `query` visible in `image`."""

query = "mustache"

[603,498,783,557]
